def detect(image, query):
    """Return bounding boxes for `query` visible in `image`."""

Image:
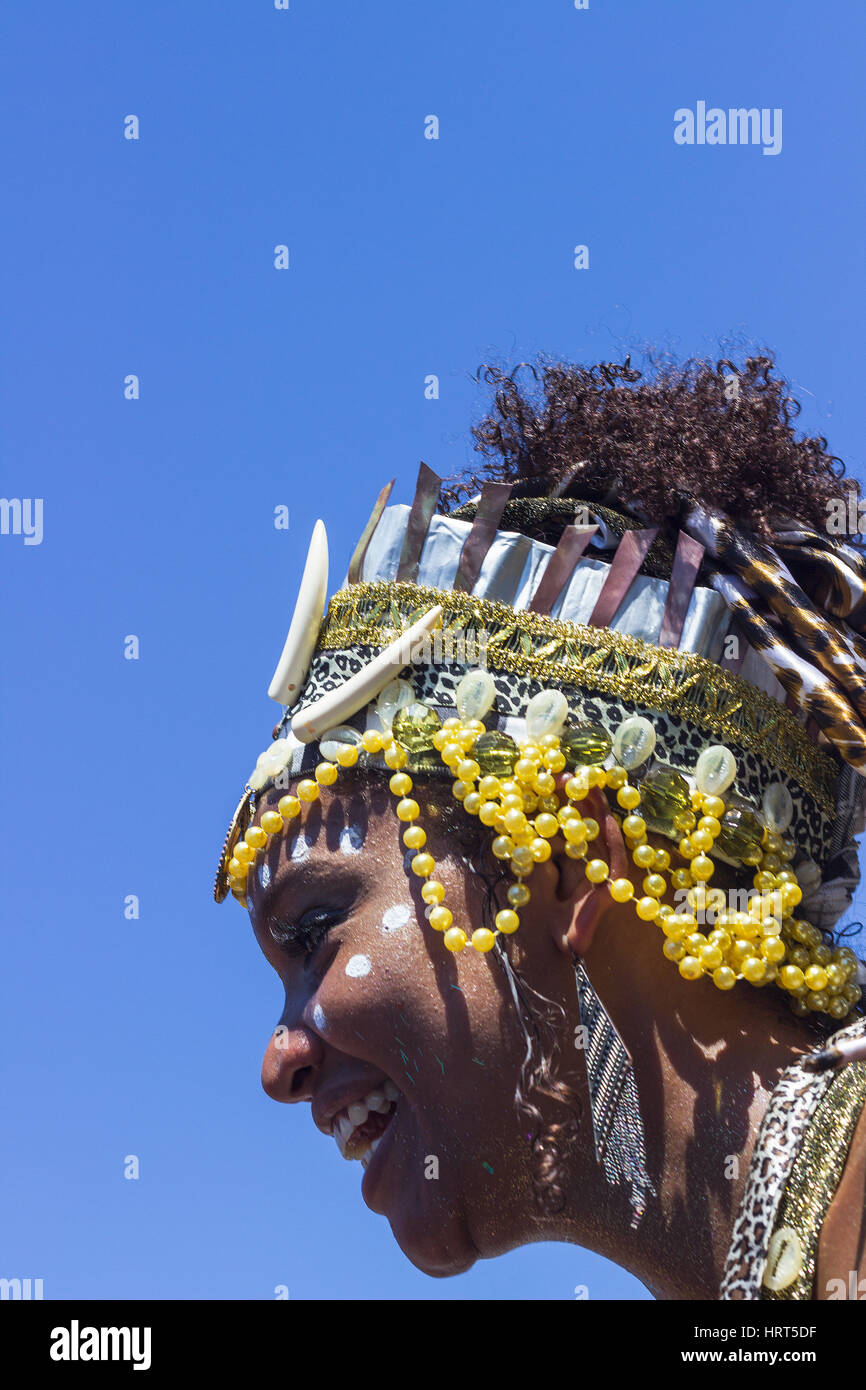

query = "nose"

[261,1018,324,1104]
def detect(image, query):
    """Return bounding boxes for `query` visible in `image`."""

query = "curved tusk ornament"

[291,605,443,743]
[267,519,329,705]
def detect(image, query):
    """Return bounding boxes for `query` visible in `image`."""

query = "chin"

[395,1223,479,1278]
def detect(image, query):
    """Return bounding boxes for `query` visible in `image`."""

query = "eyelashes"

[269,908,344,961]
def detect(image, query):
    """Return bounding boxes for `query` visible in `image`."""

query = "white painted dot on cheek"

[345,954,372,978]
[380,904,411,934]
[258,862,271,890]
[339,824,364,855]
[313,1003,327,1031]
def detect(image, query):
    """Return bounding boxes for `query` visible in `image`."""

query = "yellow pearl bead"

[403,824,426,849]
[663,939,686,961]
[565,775,590,801]
[261,810,283,836]
[443,927,467,953]
[227,857,248,879]
[421,879,445,904]
[361,729,384,753]
[384,744,408,769]
[534,771,556,796]
[479,801,500,826]
[234,841,254,864]
[335,744,359,767]
[804,965,829,992]
[609,878,634,903]
[564,843,586,860]
[690,829,713,852]
[544,750,567,773]
[245,826,267,849]
[701,794,726,818]
[635,896,661,921]
[495,909,520,934]
[278,795,301,821]
[782,883,803,910]
[697,816,720,838]
[511,845,534,874]
[389,772,413,797]
[678,956,703,981]
[780,964,806,991]
[535,812,560,838]
[472,928,496,952]
[586,859,609,884]
[633,843,655,868]
[297,780,319,802]
[492,835,515,859]
[396,798,420,822]
[531,838,551,862]
[411,852,435,878]
[741,955,766,984]
[428,905,452,932]
[563,819,587,844]
[507,883,530,907]
[463,792,482,815]
[617,785,641,810]
[440,741,463,766]
[582,817,600,841]
[690,854,715,881]
[315,761,338,785]
[622,815,646,839]
[699,945,723,970]
[643,873,666,898]
[503,808,528,837]
[712,965,737,990]
[457,759,481,783]
[478,776,501,799]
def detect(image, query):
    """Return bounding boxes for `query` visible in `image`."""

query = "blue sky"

[1,0,864,1300]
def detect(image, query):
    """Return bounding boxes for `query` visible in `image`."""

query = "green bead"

[473,730,519,777]
[561,723,611,768]
[639,768,690,831]
[716,807,763,863]
[392,702,443,753]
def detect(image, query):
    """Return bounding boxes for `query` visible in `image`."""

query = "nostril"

[291,1065,312,1096]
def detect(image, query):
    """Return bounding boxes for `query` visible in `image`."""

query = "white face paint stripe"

[339,824,364,855]
[313,1003,326,1030]
[345,954,372,978]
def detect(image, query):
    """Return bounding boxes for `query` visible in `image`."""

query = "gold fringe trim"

[317,581,838,813]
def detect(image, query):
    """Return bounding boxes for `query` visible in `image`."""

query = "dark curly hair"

[442,353,861,542]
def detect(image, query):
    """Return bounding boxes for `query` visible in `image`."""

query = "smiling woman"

[215,354,866,1298]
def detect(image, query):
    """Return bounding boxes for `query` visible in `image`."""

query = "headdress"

[214,465,866,1222]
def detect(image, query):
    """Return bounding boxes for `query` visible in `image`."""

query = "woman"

[215,355,866,1299]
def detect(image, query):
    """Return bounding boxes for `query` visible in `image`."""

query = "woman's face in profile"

[245,774,575,1275]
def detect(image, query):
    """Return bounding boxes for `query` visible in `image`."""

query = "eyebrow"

[255,855,355,926]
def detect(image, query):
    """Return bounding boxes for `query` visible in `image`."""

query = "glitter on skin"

[345,954,372,978]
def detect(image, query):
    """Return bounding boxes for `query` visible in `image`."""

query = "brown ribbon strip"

[347,478,396,584]
[396,462,442,583]
[528,524,598,615]
[453,482,513,593]
[588,528,659,628]
[658,531,705,649]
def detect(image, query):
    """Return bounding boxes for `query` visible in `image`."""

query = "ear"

[544,787,629,957]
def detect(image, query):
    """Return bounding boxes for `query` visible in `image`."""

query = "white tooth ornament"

[267,519,329,706]
[291,605,443,744]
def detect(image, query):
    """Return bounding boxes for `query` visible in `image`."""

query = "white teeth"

[334,1130,348,1158]
[384,1080,399,1102]
[370,1136,381,1155]
[365,1090,389,1113]
[336,1114,354,1143]
[347,1100,369,1127]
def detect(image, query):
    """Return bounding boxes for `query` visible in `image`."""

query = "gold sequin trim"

[317,581,838,812]
[762,1061,866,1300]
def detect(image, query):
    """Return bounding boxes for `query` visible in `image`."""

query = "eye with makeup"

[269,906,347,962]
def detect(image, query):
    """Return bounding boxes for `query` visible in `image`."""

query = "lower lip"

[360,1106,399,1210]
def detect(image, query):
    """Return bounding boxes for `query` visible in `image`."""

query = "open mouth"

[332,1079,400,1166]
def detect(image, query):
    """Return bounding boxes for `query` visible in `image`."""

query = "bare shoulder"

[816,1091,866,1300]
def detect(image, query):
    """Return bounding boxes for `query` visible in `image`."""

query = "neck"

[551,911,814,1298]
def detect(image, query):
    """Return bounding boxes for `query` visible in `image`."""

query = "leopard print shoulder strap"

[720,1016,866,1300]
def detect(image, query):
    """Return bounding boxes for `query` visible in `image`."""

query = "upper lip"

[312,1075,396,1136]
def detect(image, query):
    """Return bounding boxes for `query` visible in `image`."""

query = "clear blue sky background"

[2,1,864,1300]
